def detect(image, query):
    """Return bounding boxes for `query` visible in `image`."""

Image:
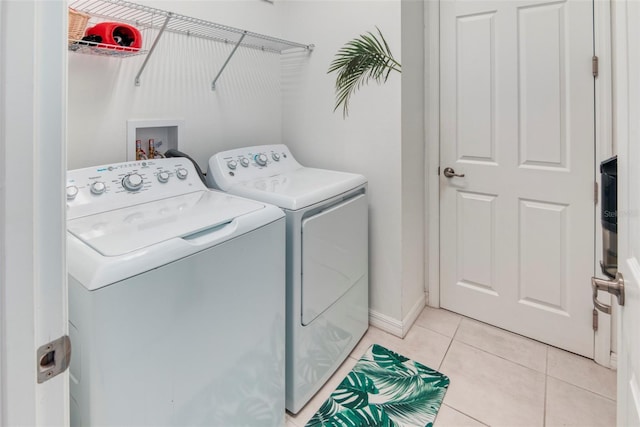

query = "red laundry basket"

[85,22,142,51]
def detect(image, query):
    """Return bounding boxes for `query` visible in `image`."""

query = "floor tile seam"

[545,373,617,402]
[457,316,555,349]
[414,309,463,337]
[450,337,548,375]
[409,321,456,341]
[543,363,548,427]
[441,403,490,426]
[435,321,459,372]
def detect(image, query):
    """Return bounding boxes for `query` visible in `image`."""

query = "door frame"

[424,0,614,367]
[0,0,69,424]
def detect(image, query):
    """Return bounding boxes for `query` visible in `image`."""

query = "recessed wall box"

[126,119,184,161]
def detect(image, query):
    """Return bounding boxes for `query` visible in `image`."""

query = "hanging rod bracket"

[135,13,172,86]
[211,32,247,91]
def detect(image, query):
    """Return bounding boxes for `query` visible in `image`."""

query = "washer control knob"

[90,181,106,195]
[122,173,144,191]
[157,171,170,183]
[227,160,238,170]
[240,158,250,168]
[272,153,281,161]
[66,185,79,200]
[176,168,189,180]
[255,153,268,166]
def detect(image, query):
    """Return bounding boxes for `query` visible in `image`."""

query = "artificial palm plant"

[328,27,401,117]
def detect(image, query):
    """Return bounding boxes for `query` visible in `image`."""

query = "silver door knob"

[443,167,465,178]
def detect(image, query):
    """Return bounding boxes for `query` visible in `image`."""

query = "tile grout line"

[441,404,490,427]
[450,338,547,374]
[436,323,493,427]
[549,375,618,403]
[543,346,548,427]
[545,347,617,401]
[450,315,550,373]
[437,319,460,372]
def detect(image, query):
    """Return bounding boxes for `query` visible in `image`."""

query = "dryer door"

[301,193,367,325]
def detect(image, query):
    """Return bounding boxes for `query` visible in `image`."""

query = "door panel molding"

[427,0,612,362]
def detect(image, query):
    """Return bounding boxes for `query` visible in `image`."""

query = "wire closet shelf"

[68,0,314,87]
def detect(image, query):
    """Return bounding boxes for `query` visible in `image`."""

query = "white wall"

[68,0,288,169]
[280,0,403,323]
[281,0,426,330]
[400,0,426,324]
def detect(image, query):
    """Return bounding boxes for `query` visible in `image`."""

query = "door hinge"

[592,55,599,78]
[37,335,71,383]
[595,181,599,204]
[593,308,598,331]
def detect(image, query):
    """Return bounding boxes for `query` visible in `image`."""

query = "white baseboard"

[369,293,426,338]
[610,351,618,370]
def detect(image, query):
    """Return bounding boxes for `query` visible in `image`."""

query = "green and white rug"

[305,344,450,427]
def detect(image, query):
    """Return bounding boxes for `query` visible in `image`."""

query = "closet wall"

[67,0,287,169]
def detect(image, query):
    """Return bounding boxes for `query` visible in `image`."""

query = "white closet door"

[440,0,595,356]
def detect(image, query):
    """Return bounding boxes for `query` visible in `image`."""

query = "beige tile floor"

[286,307,617,427]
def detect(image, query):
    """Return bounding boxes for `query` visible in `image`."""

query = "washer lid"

[228,168,366,210]
[67,190,264,256]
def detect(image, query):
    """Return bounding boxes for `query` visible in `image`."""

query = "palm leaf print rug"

[305,344,449,427]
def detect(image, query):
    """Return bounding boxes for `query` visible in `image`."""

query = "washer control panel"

[67,158,204,219]
[207,144,301,191]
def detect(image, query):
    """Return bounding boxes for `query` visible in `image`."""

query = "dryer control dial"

[240,158,250,168]
[272,153,281,161]
[122,173,144,191]
[255,153,268,166]
[90,181,106,195]
[157,171,170,183]
[176,168,189,180]
[227,160,238,170]
[66,185,79,200]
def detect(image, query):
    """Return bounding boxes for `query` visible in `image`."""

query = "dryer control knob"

[122,173,144,191]
[272,153,281,161]
[240,158,250,168]
[255,153,268,166]
[227,160,238,170]
[176,168,189,180]
[90,181,106,195]
[66,185,79,200]
[157,171,170,183]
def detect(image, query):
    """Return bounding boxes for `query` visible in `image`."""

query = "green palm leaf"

[355,359,449,402]
[379,386,448,426]
[351,405,399,427]
[328,27,401,117]
[305,397,343,426]
[332,371,379,409]
[370,344,410,369]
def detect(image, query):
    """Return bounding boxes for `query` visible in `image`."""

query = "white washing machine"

[206,144,368,413]
[66,158,286,426]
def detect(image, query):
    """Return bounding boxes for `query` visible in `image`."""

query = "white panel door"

[440,0,595,356]
[613,0,640,423]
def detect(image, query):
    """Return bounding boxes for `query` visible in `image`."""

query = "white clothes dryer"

[206,144,368,413]
[66,158,286,426]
